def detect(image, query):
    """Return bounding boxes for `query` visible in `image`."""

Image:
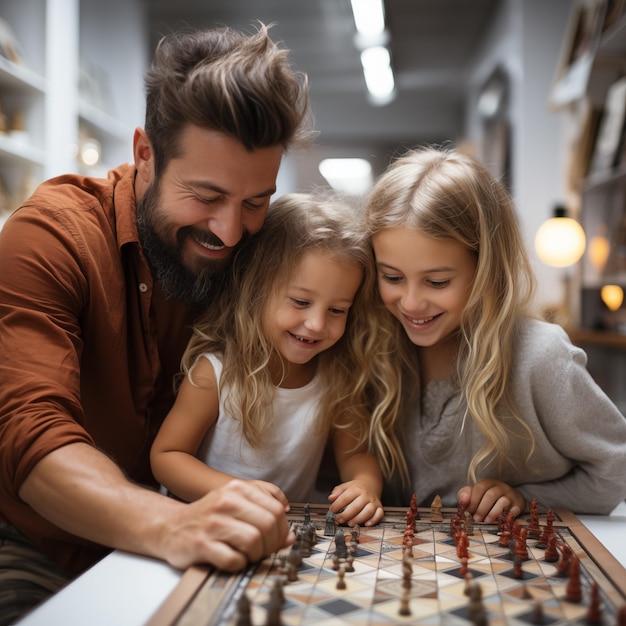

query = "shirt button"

[138,282,148,293]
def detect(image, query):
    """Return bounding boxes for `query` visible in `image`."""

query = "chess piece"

[410,491,419,520]
[431,495,443,522]
[304,502,311,525]
[556,543,572,576]
[527,498,540,539]
[324,510,336,536]
[235,593,252,626]
[586,582,602,625]
[565,556,582,602]
[336,565,347,590]
[532,601,545,625]
[544,533,559,562]
[515,528,528,561]
[459,556,469,577]
[398,588,411,616]
[334,530,348,559]
[467,582,487,626]
[351,525,360,544]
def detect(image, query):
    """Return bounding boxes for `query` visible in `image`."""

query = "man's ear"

[133,127,154,185]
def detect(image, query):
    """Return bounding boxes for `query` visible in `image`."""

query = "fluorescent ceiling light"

[361,46,395,104]
[350,0,385,36]
[319,158,373,197]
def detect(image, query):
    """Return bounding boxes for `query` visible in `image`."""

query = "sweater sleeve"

[514,321,626,514]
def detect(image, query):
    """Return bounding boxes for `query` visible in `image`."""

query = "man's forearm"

[18,442,180,558]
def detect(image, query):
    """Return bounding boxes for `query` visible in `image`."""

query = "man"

[0,24,314,624]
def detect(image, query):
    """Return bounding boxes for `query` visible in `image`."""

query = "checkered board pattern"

[147,504,626,626]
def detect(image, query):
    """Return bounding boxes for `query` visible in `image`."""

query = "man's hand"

[457,479,526,524]
[160,480,295,571]
[19,443,294,573]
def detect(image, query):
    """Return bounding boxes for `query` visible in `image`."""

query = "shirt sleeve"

[514,321,626,514]
[0,205,94,501]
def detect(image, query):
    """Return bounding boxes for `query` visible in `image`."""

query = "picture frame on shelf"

[549,0,607,109]
[567,98,603,190]
[602,0,625,32]
[589,75,626,175]
[0,16,22,65]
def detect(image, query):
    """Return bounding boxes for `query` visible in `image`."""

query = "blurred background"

[0,0,572,306]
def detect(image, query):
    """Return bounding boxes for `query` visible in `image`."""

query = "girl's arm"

[150,357,288,507]
[328,426,384,527]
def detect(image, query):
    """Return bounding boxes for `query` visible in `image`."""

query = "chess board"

[146,504,626,625]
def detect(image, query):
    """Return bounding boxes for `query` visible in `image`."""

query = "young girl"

[151,192,405,527]
[365,145,626,522]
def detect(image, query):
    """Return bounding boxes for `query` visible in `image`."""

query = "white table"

[15,501,626,626]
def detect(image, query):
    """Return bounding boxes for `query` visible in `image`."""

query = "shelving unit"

[557,1,626,409]
[0,0,144,221]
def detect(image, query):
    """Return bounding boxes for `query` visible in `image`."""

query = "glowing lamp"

[601,285,624,312]
[534,205,586,268]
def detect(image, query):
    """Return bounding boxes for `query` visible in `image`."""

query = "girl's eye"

[329,307,347,316]
[381,273,402,284]
[291,298,309,307]
[428,279,450,288]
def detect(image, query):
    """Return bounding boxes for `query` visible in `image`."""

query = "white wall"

[466,0,573,315]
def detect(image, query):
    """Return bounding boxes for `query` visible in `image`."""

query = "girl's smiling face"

[264,248,363,383]
[372,226,476,349]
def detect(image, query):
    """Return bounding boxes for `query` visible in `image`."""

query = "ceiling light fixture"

[318,157,373,197]
[350,0,395,106]
[360,45,395,105]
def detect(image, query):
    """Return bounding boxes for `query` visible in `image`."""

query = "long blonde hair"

[182,192,407,481]
[365,146,537,482]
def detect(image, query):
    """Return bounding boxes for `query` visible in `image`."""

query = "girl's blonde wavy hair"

[365,145,537,483]
[182,192,407,482]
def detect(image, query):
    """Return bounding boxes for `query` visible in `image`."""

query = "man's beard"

[136,181,242,309]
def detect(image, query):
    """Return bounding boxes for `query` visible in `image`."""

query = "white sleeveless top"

[196,353,329,502]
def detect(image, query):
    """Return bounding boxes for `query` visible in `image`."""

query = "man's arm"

[20,442,294,571]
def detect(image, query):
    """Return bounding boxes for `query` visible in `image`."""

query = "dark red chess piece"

[544,533,559,562]
[565,556,582,602]
[556,543,572,577]
[527,498,540,539]
[586,582,602,625]
[515,528,529,561]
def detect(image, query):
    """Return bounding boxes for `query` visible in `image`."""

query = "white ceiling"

[144,0,501,150]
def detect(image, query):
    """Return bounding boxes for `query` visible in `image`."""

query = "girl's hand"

[327,481,384,526]
[247,480,290,512]
[457,479,526,523]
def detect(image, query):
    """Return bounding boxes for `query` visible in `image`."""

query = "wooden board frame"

[146,504,626,626]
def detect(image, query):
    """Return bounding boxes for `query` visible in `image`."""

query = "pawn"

[586,582,602,625]
[543,533,559,562]
[459,556,469,577]
[532,601,545,625]
[336,565,347,590]
[398,588,411,616]
[431,495,443,522]
[463,572,474,596]
[235,593,252,626]
[556,543,572,576]
[565,556,582,603]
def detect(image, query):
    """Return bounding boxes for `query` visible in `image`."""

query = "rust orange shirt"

[0,164,194,574]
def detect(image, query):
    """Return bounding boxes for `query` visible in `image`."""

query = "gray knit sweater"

[394,318,626,514]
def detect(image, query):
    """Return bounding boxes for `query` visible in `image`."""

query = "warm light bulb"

[534,217,586,268]
[588,234,610,271]
[601,285,624,312]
